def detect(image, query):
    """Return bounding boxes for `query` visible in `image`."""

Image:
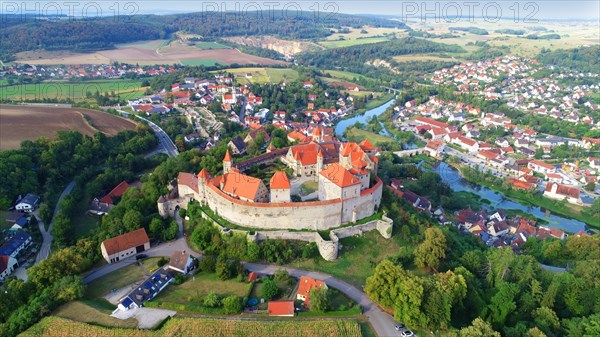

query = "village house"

[0,230,32,258]
[166,250,193,275]
[15,194,40,213]
[297,276,327,304]
[528,160,557,174]
[425,141,445,158]
[228,137,247,155]
[100,228,150,264]
[90,181,135,215]
[543,183,581,205]
[117,268,174,311]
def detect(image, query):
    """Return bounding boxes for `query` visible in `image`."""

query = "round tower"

[198,168,209,203]
[316,149,324,181]
[157,195,169,218]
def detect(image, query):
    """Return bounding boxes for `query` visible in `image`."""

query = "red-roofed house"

[543,183,581,204]
[268,301,295,316]
[101,228,150,263]
[528,160,557,174]
[296,276,327,304]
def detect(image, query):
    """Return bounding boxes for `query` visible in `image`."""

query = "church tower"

[223,150,232,174]
[198,168,209,203]
[312,126,323,143]
[316,149,324,180]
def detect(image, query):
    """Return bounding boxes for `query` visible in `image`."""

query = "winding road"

[82,215,399,337]
[33,180,76,264]
[116,109,179,157]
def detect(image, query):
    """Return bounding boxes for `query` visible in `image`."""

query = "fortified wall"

[198,210,394,261]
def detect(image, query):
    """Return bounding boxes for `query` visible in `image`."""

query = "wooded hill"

[0,12,405,61]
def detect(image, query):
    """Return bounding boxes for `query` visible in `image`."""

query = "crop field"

[218,67,299,84]
[322,26,406,41]
[22,317,364,337]
[181,59,225,67]
[408,19,599,57]
[318,37,389,49]
[17,40,287,66]
[0,79,147,102]
[195,42,231,50]
[0,105,137,150]
[265,68,299,83]
[322,70,374,82]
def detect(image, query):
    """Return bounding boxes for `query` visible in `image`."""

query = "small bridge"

[382,86,401,95]
[393,148,425,158]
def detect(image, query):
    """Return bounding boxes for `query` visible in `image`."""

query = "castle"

[158,128,383,231]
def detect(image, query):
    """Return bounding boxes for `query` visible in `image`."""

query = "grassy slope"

[0,79,147,101]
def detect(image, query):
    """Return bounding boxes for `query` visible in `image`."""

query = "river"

[432,162,588,233]
[334,99,396,136]
[334,99,588,233]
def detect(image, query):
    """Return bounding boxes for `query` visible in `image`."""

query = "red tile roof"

[0,255,12,274]
[545,183,580,199]
[248,271,258,283]
[223,150,232,162]
[268,301,295,316]
[220,170,265,201]
[101,228,149,256]
[297,276,326,303]
[270,171,290,190]
[178,172,199,193]
[100,181,130,205]
[415,116,449,129]
[320,163,361,188]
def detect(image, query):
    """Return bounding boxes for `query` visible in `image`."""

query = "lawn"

[154,272,251,305]
[299,181,319,196]
[195,42,231,50]
[181,59,225,67]
[53,301,138,328]
[0,210,10,233]
[0,79,148,102]
[345,128,396,148]
[85,263,147,299]
[288,231,413,288]
[265,68,299,83]
[71,212,99,239]
[322,70,374,83]
[318,37,389,49]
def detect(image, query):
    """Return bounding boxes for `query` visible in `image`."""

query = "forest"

[536,46,600,73]
[295,37,465,87]
[0,12,404,60]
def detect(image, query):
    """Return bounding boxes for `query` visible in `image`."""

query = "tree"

[459,318,501,337]
[488,282,519,327]
[199,255,216,272]
[525,327,548,337]
[261,278,280,300]
[308,287,330,313]
[203,291,220,307]
[223,295,242,314]
[246,242,260,261]
[149,218,165,239]
[38,203,52,224]
[122,209,144,232]
[532,306,560,335]
[414,227,447,271]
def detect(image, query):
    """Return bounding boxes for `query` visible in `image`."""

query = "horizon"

[13,1,600,20]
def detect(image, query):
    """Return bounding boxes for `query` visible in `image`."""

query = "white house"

[100,228,150,264]
[543,183,581,205]
[166,250,193,275]
[528,160,557,174]
[15,194,40,213]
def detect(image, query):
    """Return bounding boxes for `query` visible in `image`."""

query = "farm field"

[0,79,148,102]
[318,37,389,49]
[0,105,137,150]
[16,40,287,66]
[218,67,299,84]
[408,19,600,57]
[195,42,231,50]
[181,59,224,67]
[22,317,365,337]
[322,70,374,82]
[321,26,406,41]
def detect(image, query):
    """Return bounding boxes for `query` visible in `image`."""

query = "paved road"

[33,180,76,264]
[244,263,400,337]
[116,109,179,158]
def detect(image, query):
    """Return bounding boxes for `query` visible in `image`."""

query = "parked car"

[394,324,405,331]
[135,254,148,260]
[401,330,414,337]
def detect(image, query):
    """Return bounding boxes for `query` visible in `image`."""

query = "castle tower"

[270,171,291,203]
[312,126,323,143]
[198,168,209,202]
[157,195,169,218]
[316,149,324,181]
[223,150,232,174]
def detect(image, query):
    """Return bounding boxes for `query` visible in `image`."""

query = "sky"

[13,1,600,20]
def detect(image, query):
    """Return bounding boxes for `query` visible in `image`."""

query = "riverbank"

[455,164,598,231]
[334,98,395,137]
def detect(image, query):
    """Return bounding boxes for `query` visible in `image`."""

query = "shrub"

[157,257,169,267]
[199,255,217,272]
[203,292,220,308]
[223,295,242,314]
[261,278,280,300]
